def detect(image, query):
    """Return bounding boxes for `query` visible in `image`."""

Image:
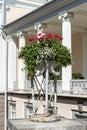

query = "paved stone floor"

[8,117,87,130]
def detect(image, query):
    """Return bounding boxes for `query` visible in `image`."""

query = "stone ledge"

[7,91,87,99]
[8,118,87,130]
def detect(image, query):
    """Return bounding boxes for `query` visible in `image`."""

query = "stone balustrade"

[70,80,87,95]
[12,80,87,95]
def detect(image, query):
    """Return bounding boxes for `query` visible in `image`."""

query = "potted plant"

[19,33,72,76]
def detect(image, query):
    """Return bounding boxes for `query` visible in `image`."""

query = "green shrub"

[72,73,84,79]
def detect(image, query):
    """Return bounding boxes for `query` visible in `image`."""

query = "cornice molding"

[3,0,87,35]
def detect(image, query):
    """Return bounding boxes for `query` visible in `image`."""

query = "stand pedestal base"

[30,114,61,122]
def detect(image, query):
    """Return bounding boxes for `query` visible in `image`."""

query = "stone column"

[7,36,16,90]
[59,12,73,92]
[17,32,26,90]
[82,31,87,79]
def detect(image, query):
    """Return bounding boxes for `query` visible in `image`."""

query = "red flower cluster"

[28,33,63,42]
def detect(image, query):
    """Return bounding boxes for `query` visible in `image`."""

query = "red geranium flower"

[27,33,63,44]
[28,37,34,41]
[46,33,53,39]
[53,34,63,40]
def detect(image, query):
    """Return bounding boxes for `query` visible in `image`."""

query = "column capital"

[58,12,74,21]
[34,22,47,32]
[6,36,12,42]
[34,23,43,32]
[17,31,26,37]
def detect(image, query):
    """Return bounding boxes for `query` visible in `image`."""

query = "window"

[72,109,87,119]
[24,103,33,118]
[8,101,16,119]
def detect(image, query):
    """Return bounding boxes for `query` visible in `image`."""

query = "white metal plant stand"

[29,23,60,121]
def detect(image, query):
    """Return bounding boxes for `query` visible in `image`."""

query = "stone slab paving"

[8,118,87,130]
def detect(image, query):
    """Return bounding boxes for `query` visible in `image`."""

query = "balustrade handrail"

[71,79,87,81]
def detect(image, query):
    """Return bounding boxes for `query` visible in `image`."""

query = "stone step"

[0,102,5,107]
[0,94,5,130]
[0,127,4,130]
[0,121,4,127]
[0,98,5,102]
[0,108,4,113]
[0,118,4,122]
[0,112,5,117]
[0,94,5,99]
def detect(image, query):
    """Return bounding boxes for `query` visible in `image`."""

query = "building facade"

[0,0,87,129]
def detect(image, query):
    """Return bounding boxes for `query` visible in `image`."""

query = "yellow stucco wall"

[72,33,83,74]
